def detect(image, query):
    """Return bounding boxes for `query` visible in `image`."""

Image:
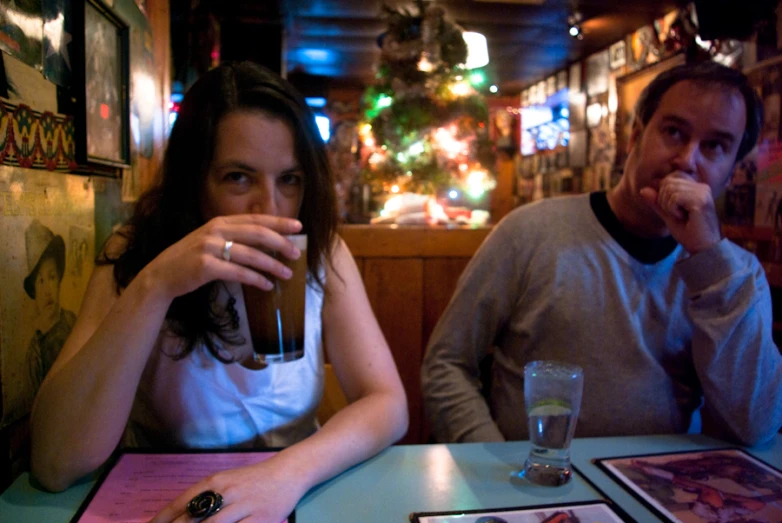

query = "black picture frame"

[594,448,782,523]
[410,499,634,523]
[71,0,130,169]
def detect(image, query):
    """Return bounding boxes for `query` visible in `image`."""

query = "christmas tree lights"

[359,0,496,204]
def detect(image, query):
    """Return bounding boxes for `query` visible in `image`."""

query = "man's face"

[623,80,747,220]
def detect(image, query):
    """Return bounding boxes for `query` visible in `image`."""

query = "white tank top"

[123,276,325,449]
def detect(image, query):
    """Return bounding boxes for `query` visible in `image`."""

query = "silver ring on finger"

[222,240,233,262]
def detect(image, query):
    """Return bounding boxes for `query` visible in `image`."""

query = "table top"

[2,433,780,523]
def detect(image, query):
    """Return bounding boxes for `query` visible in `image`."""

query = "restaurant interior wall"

[0,0,171,491]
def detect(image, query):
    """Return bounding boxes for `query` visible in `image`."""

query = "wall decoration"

[491,106,520,153]
[0,166,94,431]
[72,0,130,167]
[42,0,73,87]
[328,119,360,221]
[755,180,780,229]
[3,54,59,113]
[609,40,627,70]
[585,50,610,97]
[546,75,556,96]
[94,175,131,252]
[569,129,587,168]
[0,0,43,69]
[588,92,615,190]
[654,10,680,52]
[109,0,166,201]
[568,91,586,131]
[569,62,582,94]
[749,59,782,145]
[132,0,147,17]
[615,53,686,168]
[746,57,782,228]
[629,25,663,71]
[0,99,77,171]
[556,69,567,92]
[586,102,604,129]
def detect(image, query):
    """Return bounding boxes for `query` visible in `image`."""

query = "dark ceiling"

[173,0,685,95]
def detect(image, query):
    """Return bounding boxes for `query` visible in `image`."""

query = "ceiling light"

[568,11,583,40]
[462,32,489,69]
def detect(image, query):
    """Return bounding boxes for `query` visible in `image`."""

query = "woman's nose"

[249,183,277,216]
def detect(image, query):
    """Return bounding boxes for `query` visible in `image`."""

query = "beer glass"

[519,360,583,486]
[242,234,307,364]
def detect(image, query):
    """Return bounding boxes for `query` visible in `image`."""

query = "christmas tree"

[358,1,496,222]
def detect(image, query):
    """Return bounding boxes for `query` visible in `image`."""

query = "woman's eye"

[224,171,249,183]
[279,173,303,186]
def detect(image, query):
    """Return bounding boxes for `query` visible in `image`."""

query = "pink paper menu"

[74,451,291,522]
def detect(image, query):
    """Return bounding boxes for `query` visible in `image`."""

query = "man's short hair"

[634,60,763,163]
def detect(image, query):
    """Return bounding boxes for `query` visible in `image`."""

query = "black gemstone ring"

[187,490,224,519]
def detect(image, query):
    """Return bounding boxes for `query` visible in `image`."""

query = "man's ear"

[627,120,643,154]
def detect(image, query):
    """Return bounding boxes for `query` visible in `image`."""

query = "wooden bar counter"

[339,224,493,444]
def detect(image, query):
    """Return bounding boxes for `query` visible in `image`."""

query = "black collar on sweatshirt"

[590,191,678,264]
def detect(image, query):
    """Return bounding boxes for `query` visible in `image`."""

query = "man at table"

[421,60,782,446]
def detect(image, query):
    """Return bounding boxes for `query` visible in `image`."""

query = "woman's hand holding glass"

[140,214,303,302]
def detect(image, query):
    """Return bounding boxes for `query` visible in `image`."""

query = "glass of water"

[518,360,584,486]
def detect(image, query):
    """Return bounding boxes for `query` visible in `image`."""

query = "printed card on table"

[594,448,782,523]
[71,451,295,523]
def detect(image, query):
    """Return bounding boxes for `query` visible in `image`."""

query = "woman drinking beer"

[29,61,408,523]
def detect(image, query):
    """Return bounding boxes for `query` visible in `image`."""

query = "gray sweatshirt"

[421,193,782,446]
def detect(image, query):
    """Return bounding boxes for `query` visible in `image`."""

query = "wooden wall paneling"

[146,0,171,192]
[340,226,491,258]
[362,258,424,444]
[353,257,364,275]
[322,255,363,365]
[491,157,517,224]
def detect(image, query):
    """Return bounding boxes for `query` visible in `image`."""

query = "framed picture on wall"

[615,52,685,168]
[586,50,610,97]
[569,91,587,131]
[72,0,130,168]
[557,69,568,91]
[569,62,582,94]
[609,40,627,70]
[569,129,588,168]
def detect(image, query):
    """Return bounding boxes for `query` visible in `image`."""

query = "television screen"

[521,90,569,156]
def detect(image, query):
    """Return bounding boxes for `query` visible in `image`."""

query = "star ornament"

[44,13,72,70]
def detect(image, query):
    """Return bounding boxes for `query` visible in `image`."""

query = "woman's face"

[200,111,305,220]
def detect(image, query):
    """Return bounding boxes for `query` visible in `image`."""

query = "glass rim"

[285,233,307,250]
[523,359,583,378]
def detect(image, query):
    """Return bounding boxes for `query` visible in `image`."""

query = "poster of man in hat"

[23,219,77,394]
[0,168,94,430]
